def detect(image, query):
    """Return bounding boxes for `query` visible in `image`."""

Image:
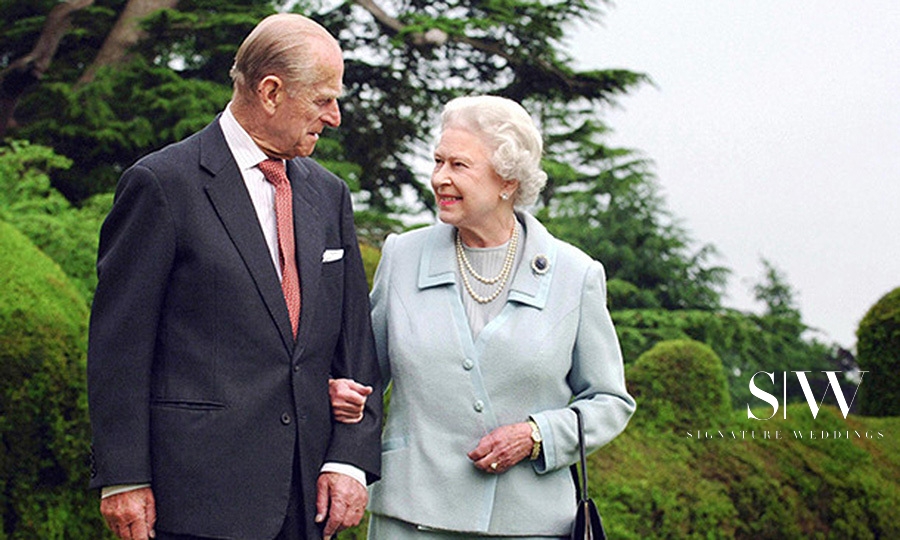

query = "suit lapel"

[287,158,325,351]
[199,120,296,352]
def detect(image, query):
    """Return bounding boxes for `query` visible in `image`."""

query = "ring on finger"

[490,462,499,471]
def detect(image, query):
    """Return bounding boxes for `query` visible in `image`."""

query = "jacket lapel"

[418,223,457,290]
[287,158,325,350]
[199,120,295,352]
[506,211,555,310]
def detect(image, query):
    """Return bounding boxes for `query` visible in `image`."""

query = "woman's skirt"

[367,513,568,540]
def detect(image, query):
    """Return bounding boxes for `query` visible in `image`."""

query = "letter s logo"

[747,371,779,420]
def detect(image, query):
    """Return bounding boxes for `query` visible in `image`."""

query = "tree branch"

[0,0,95,137]
[349,0,603,98]
[351,0,448,47]
[77,0,179,85]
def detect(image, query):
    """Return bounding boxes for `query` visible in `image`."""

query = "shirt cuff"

[101,483,151,499]
[321,462,367,487]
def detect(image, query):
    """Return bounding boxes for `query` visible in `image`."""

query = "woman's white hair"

[440,95,548,207]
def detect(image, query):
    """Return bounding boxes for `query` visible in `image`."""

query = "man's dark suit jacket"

[87,118,382,539]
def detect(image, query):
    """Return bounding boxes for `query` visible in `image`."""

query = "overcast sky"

[569,1,900,348]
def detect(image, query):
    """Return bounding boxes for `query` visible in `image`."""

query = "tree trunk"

[0,0,94,137]
[77,0,179,85]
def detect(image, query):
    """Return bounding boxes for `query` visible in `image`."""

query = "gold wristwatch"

[527,418,542,461]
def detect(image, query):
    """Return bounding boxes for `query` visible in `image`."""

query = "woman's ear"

[504,179,520,198]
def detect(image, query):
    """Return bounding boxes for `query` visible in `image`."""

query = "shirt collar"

[220,102,272,172]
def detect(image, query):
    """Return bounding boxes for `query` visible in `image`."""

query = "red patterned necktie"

[258,158,301,338]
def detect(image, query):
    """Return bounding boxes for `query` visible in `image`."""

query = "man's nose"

[324,101,341,127]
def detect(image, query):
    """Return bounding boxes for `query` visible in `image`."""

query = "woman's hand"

[328,378,372,424]
[467,422,533,474]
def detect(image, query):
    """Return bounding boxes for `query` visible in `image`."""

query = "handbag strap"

[571,407,589,503]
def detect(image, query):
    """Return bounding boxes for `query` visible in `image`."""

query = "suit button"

[281,413,292,425]
[463,359,474,370]
[473,400,484,412]
[293,364,301,372]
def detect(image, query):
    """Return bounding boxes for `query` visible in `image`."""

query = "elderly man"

[87,13,381,540]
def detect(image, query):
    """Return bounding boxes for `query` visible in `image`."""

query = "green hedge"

[612,308,836,409]
[0,220,106,538]
[0,141,111,305]
[591,353,900,539]
[856,286,900,417]
[597,405,900,539]
[627,339,732,432]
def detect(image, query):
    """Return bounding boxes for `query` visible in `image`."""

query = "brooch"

[531,254,550,275]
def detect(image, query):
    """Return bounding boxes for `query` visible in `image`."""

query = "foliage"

[16,57,233,201]
[628,339,732,432]
[612,308,838,410]
[594,371,900,539]
[606,277,661,310]
[318,0,639,211]
[538,152,729,310]
[0,220,106,538]
[1,0,730,312]
[3,0,269,200]
[359,242,381,290]
[753,257,802,320]
[0,141,111,304]
[856,286,900,417]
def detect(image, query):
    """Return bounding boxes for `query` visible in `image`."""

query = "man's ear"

[257,75,285,114]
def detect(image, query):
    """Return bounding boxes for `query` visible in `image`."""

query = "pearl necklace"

[455,222,520,304]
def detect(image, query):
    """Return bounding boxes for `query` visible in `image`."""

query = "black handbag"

[570,407,608,540]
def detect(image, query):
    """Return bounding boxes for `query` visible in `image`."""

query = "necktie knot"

[259,158,288,186]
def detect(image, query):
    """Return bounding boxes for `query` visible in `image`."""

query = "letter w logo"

[795,371,867,419]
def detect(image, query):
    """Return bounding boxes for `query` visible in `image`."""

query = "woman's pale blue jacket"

[367,211,636,536]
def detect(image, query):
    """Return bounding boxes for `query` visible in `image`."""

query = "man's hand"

[315,472,368,539]
[328,378,372,423]
[100,486,157,540]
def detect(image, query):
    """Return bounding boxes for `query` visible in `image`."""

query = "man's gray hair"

[230,14,337,96]
[440,95,548,207]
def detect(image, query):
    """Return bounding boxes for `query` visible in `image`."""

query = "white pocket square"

[322,248,344,263]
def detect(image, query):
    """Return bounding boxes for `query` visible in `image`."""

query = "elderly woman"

[333,95,635,539]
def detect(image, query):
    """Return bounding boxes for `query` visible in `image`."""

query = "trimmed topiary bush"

[856,286,900,417]
[627,339,731,431]
[0,140,111,306]
[0,220,106,537]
